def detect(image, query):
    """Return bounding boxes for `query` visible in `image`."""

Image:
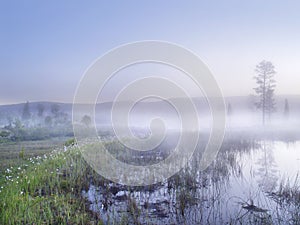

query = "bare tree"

[253,60,276,125]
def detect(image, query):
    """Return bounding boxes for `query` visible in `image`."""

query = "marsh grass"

[0,138,69,172]
[82,139,300,224]
[0,143,104,225]
[1,137,300,224]
[267,174,300,224]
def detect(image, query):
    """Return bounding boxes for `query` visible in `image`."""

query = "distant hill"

[0,95,299,127]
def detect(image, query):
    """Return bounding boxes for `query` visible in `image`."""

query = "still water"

[83,140,300,224]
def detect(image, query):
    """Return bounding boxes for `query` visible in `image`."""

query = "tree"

[81,115,92,127]
[44,116,52,127]
[284,98,289,118]
[227,103,233,117]
[37,103,45,117]
[253,60,276,125]
[51,104,60,118]
[22,101,31,121]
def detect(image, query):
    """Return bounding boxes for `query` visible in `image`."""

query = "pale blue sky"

[1,0,300,104]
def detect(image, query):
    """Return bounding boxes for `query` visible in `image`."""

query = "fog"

[92,96,300,137]
[1,95,299,142]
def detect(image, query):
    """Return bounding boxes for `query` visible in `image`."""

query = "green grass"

[0,142,104,225]
[0,138,69,173]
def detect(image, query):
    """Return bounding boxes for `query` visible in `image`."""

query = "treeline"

[0,102,73,142]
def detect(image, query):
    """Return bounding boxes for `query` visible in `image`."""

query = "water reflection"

[255,141,279,192]
[82,139,300,224]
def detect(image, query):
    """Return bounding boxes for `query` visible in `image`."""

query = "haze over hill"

[1,95,299,130]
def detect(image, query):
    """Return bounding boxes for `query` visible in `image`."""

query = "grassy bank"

[0,142,103,225]
[0,138,69,173]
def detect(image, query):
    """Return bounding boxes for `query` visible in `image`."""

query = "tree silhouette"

[81,115,92,127]
[37,103,45,117]
[284,99,289,119]
[51,104,60,118]
[44,116,52,127]
[22,101,31,121]
[227,103,232,117]
[253,60,276,125]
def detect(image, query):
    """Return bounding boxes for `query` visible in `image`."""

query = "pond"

[82,139,300,224]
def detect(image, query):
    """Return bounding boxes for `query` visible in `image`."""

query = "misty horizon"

[1,94,300,106]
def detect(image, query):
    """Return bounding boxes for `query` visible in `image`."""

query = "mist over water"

[92,96,300,136]
[76,96,300,224]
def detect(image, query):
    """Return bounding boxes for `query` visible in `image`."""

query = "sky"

[1,0,300,104]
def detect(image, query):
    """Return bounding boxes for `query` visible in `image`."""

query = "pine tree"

[253,60,276,125]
